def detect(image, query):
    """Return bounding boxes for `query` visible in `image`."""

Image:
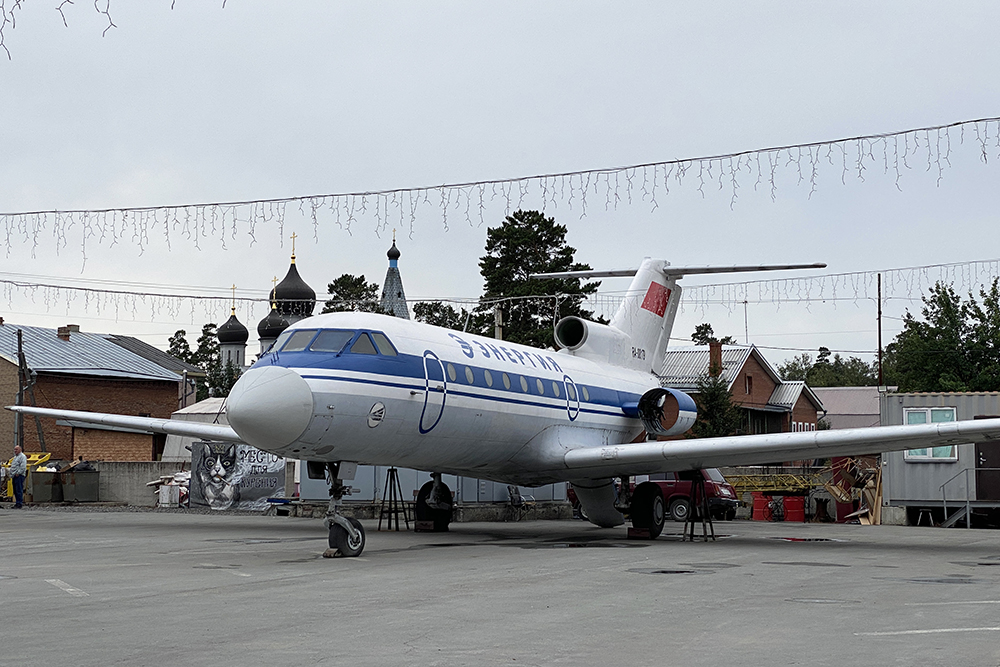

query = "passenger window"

[519,376,528,392]
[581,386,590,402]
[310,330,355,353]
[502,373,511,390]
[465,366,475,384]
[350,333,378,355]
[282,329,318,352]
[370,332,398,356]
[484,370,494,387]
[567,384,576,401]
[447,363,457,381]
[536,378,544,394]
[552,381,560,397]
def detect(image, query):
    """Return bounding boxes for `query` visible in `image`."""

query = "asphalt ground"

[1,508,999,667]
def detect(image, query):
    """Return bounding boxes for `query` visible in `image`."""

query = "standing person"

[10,445,27,509]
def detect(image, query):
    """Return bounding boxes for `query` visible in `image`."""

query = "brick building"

[660,343,824,434]
[1,322,195,462]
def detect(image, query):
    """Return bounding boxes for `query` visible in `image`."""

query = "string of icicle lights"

[3,116,1000,263]
[4,258,998,327]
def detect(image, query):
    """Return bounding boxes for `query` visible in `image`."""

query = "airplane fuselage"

[227,311,652,485]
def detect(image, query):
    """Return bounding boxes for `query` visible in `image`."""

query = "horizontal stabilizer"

[531,262,826,280]
[561,418,1000,479]
[6,406,244,443]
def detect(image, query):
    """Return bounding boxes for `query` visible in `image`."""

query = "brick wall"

[73,428,155,461]
[790,394,820,431]
[0,359,19,453]
[731,355,779,410]
[13,374,177,461]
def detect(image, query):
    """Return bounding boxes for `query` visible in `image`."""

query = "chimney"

[709,340,723,377]
[67,324,81,333]
[57,326,71,341]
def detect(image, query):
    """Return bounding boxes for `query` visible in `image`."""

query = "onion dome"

[272,260,316,320]
[217,311,249,344]
[387,241,401,262]
[257,306,290,340]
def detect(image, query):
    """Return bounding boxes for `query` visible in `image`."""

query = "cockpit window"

[350,333,378,355]
[270,330,294,353]
[370,332,398,356]
[309,329,355,353]
[281,329,318,352]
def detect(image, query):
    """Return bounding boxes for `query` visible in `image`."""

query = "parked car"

[644,469,739,522]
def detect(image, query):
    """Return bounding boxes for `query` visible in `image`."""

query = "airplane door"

[563,375,580,422]
[420,350,447,434]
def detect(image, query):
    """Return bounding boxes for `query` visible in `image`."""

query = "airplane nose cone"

[227,365,313,449]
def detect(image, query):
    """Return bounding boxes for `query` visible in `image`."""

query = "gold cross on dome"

[230,284,237,314]
[271,276,278,307]
[290,232,298,256]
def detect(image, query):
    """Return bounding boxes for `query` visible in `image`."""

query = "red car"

[567,469,739,523]
[644,469,739,522]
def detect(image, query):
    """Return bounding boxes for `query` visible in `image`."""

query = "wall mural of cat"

[190,441,284,511]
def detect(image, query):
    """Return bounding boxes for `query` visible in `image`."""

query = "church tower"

[217,287,249,368]
[379,232,410,319]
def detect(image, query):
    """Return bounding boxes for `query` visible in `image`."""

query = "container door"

[974,415,1000,501]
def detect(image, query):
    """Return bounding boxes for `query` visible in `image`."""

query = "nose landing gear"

[323,462,366,558]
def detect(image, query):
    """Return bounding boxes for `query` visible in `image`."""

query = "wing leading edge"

[562,418,1000,479]
[6,406,243,444]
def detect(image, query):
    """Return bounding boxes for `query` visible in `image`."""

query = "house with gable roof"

[660,342,824,435]
[0,321,199,462]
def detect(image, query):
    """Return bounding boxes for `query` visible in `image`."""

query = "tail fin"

[532,260,824,375]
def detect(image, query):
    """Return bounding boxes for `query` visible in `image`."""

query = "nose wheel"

[629,481,666,539]
[328,516,366,557]
[322,462,366,557]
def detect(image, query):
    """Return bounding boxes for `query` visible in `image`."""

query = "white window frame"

[903,407,959,462]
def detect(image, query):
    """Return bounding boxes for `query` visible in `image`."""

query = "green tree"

[691,323,737,346]
[413,301,476,331]
[690,373,744,438]
[807,347,877,387]
[777,353,812,381]
[884,279,1000,392]
[207,359,243,399]
[477,210,599,348]
[322,274,384,313]
[167,330,194,364]
[190,323,219,370]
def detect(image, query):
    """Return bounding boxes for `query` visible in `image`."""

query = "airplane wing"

[562,418,1000,478]
[6,406,243,443]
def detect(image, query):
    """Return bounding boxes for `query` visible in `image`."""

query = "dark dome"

[387,241,400,261]
[272,262,316,319]
[217,312,249,344]
[257,306,290,340]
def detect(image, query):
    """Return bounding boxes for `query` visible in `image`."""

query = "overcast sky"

[3,2,1000,367]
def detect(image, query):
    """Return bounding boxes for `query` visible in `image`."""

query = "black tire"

[329,517,365,557]
[630,482,665,539]
[415,480,453,532]
[725,509,737,521]
[669,497,691,522]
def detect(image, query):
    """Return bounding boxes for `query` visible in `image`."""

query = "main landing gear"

[324,462,366,558]
[414,472,453,532]
[626,481,666,540]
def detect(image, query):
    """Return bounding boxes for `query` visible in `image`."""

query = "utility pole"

[877,273,884,387]
[743,299,749,345]
[494,306,503,341]
[15,330,24,452]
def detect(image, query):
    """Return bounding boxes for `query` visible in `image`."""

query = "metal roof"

[659,345,753,391]
[767,380,824,412]
[104,335,204,377]
[0,324,181,382]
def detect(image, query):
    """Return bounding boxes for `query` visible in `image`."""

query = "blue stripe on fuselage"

[255,349,641,415]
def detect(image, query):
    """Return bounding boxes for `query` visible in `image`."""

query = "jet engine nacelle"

[554,316,631,366]
[635,387,697,437]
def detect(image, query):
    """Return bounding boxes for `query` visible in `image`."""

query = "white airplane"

[11,258,1000,557]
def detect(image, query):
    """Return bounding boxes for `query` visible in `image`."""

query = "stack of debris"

[147,471,190,508]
